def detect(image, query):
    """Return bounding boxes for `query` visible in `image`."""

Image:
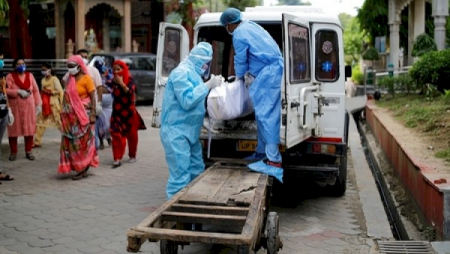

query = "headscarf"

[65,55,90,126]
[113,60,130,85]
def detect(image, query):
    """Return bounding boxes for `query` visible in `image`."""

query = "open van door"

[282,13,317,148]
[151,23,190,127]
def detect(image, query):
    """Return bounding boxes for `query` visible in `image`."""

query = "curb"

[365,101,450,240]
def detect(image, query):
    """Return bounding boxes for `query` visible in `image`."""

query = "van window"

[162,29,181,76]
[288,23,310,83]
[315,30,339,81]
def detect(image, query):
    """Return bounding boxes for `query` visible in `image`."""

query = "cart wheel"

[237,245,251,254]
[160,239,178,254]
[266,212,280,254]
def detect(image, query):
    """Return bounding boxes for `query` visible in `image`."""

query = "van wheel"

[327,156,347,197]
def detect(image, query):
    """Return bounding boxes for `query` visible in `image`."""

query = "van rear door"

[152,23,190,127]
[282,13,315,148]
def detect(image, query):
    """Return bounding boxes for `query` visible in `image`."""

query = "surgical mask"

[226,25,234,36]
[41,70,50,76]
[0,60,4,69]
[68,66,79,75]
[83,58,89,65]
[16,65,26,73]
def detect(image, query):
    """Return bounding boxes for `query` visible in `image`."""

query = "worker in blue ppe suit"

[220,8,284,183]
[160,42,222,199]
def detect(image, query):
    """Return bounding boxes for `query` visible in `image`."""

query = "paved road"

[0,105,380,253]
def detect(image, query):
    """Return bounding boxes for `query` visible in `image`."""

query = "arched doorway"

[64,2,75,46]
[85,3,121,53]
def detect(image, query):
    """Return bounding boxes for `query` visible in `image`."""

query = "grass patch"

[436,149,450,162]
[376,94,450,161]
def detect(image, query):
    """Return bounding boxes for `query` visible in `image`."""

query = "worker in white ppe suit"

[220,8,284,183]
[160,42,222,199]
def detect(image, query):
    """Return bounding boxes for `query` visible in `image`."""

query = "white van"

[152,7,351,196]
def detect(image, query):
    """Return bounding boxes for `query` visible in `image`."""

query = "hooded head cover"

[113,60,130,85]
[186,42,213,75]
[220,8,242,26]
[67,55,88,75]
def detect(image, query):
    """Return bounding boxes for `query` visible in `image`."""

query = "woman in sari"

[33,63,63,147]
[58,55,99,180]
[110,60,146,168]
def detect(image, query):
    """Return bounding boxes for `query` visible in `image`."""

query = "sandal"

[9,154,16,161]
[32,143,41,148]
[0,173,14,181]
[26,153,35,161]
[72,170,88,180]
[112,161,121,168]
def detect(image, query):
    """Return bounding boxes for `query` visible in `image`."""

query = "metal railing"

[2,59,68,82]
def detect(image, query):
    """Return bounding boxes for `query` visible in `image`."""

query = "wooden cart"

[127,161,282,253]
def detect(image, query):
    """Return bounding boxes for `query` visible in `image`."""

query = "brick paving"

[0,105,382,253]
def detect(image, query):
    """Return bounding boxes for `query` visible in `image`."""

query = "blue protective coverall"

[160,42,212,199]
[232,20,284,164]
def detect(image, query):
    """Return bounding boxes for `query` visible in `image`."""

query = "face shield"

[201,62,211,79]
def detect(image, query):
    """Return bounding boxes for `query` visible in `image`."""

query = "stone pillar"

[432,0,449,50]
[123,0,131,52]
[75,0,85,51]
[55,1,61,59]
[434,16,447,50]
[390,23,400,69]
[388,0,400,69]
[407,5,414,65]
[414,0,426,37]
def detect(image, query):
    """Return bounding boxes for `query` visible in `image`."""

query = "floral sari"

[57,77,99,174]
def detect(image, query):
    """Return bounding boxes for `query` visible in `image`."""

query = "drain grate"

[377,241,436,254]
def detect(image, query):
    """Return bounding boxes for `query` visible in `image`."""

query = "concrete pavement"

[0,104,390,253]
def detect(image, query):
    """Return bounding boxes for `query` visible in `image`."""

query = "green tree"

[222,0,261,11]
[0,0,8,17]
[277,0,311,6]
[340,15,367,65]
[411,33,437,57]
[356,0,389,43]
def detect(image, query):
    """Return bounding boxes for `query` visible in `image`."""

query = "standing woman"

[58,55,99,180]
[5,58,42,161]
[109,60,146,168]
[33,63,63,147]
[0,52,15,181]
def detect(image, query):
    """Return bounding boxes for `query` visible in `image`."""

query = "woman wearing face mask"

[109,60,146,168]
[33,63,63,148]
[5,58,42,161]
[58,55,99,180]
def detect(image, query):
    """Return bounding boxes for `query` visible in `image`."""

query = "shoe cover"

[244,152,266,161]
[248,160,283,183]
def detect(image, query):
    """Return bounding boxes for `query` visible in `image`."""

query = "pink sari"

[57,74,99,174]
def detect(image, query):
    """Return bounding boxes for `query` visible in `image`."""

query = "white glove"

[205,74,222,90]
[36,105,42,116]
[7,108,14,126]
[244,72,255,87]
[95,101,103,116]
[18,89,30,98]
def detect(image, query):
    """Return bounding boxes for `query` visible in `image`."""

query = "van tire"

[328,156,347,197]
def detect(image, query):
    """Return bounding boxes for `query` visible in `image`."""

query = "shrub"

[411,33,437,57]
[377,76,396,97]
[351,65,364,85]
[409,49,450,92]
[362,47,380,68]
